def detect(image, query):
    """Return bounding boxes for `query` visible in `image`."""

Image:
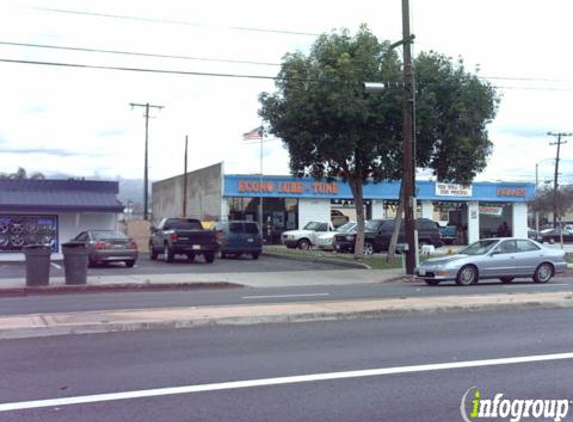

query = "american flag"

[242,126,263,141]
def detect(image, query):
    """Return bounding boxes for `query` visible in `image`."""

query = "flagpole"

[259,127,264,239]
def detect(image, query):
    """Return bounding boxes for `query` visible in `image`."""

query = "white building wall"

[298,199,331,230]
[512,203,528,238]
[467,202,480,244]
[420,201,434,219]
[220,198,229,222]
[59,212,117,252]
[371,200,385,219]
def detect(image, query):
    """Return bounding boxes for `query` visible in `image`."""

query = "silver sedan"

[415,237,567,286]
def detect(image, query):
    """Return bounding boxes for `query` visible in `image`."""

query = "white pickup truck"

[281,221,335,250]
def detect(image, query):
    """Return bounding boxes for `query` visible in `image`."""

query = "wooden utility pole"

[130,102,164,220]
[548,132,571,226]
[183,135,188,217]
[401,0,416,274]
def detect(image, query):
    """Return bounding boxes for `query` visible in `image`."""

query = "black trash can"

[23,245,52,287]
[61,242,89,285]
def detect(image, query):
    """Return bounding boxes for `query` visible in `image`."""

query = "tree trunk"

[350,180,365,260]
[387,184,405,262]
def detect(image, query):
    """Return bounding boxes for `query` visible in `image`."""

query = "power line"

[1,57,573,92]
[31,7,320,37]
[0,41,281,67]
[4,40,573,89]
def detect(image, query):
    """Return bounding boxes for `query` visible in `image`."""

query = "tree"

[259,26,498,259]
[0,167,45,180]
[530,185,573,225]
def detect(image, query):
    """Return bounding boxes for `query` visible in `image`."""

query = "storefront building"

[152,163,535,245]
[0,179,124,261]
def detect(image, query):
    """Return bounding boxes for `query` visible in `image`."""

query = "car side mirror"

[490,249,500,256]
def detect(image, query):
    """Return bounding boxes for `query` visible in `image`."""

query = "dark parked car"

[73,230,139,267]
[211,221,262,259]
[149,218,219,263]
[540,228,573,244]
[334,218,443,255]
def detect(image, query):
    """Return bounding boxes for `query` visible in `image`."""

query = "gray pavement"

[1,308,572,421]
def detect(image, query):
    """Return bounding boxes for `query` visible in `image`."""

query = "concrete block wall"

[152,163,223,224]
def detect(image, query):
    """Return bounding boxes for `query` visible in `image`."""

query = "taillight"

[94,242,107,250]
[171,233,179,243]
[128,240,138,250]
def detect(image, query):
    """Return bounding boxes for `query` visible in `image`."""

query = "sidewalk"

[1,291,572,340]
[0,268,406,292]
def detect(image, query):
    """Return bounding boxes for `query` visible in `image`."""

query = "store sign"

[497,188,526,197]
[435,183,473,197]
[479,206,503,217]
[238,180,339,195]
[0,215,58,252]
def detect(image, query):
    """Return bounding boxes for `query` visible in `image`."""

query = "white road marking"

[50,263,62,270]
[504,283,569,288]
[241,293,330,300]
[1,352,573,412]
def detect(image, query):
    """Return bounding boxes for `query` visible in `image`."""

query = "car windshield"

[92,231,127,240]
[337,222,357,233]
[457,239,499,255]
[303,222,322,231]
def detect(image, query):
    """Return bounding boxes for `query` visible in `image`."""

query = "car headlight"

[346,235,355,241]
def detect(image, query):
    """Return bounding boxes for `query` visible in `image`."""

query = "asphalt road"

[1,308,572,421]
[1,277,573,316]
[0,254,348,279]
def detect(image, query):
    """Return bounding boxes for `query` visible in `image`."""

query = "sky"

[0,0,572,187]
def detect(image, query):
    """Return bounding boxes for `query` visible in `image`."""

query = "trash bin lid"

[24,244,51,249]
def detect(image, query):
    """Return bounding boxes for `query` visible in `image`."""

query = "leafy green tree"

[260,26,498,258]
[530,185,573,225]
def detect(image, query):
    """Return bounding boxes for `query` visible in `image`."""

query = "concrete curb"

[263,252,372,269]
[2,291,573,340]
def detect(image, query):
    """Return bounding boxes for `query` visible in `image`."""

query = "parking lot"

[0,253,350,279]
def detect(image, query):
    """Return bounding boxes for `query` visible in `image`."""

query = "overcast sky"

[0,0,572,186]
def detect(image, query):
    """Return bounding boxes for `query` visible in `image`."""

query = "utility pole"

[130,102,164,220]
[183,135,188,218]
[547,131,571,227]
[401,0,416,275]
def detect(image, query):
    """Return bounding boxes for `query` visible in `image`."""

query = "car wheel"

[125,260,136,268]
[363,241,374,256]
[533,263,553,283]
[499,276,514,284]
[424,279,440,286]
[297,239,310,250]
[164,244,174,262]
[456,265,478,286]
[187,253,196,262]
[205,253,215,263]
[252,253,260,260]
[149,244,158,260]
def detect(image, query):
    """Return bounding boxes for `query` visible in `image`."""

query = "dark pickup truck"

[149,218,219,263]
